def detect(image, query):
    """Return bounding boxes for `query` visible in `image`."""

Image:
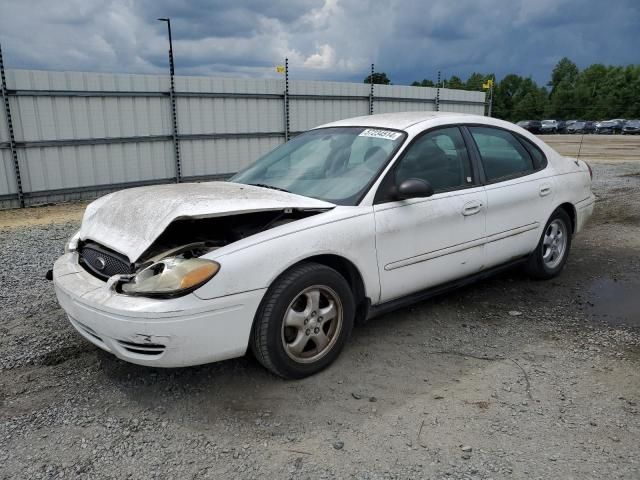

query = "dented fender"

[193,206,381,302]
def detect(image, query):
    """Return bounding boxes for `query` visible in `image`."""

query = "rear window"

[518,137,547,169]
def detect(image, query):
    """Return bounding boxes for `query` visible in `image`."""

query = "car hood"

[78,181,335,261]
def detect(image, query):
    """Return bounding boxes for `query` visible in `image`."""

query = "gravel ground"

[1,158,639,479]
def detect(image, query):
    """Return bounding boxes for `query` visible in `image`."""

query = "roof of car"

[316,111,480,131]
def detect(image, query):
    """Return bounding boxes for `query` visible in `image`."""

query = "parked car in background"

[567,121,596,134]
[622,119,640,134]
[540,120,565,134]
[596,120,624,134]
[51,112,595,379]
[561,120,578,133]
[516,120,542,133]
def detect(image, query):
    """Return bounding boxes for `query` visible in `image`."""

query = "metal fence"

[0,67,486,209]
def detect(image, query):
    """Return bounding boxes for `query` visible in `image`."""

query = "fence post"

[369,63,374,115]
[0,43,24,208]
[159,18,181,183]
[284,58,290,142]
[435,70,441,112]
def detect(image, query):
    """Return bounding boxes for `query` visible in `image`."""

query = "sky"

[1,0,638,86]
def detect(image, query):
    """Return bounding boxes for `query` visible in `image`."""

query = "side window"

[395,127,473,193]
[468,127,534,181]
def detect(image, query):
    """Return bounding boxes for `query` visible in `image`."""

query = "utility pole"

[488,82,494,117]
[483,77,495,117]
[158,17,181,183]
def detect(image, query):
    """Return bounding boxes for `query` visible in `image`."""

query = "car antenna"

[575,134,585,165]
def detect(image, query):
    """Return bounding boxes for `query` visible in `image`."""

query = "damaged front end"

[73,208,327,298]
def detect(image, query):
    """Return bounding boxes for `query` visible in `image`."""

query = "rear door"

[464,126,555,268]
[373,126,487,302]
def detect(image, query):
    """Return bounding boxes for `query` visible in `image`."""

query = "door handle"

[539,184,552,197]
[462,200,483,216]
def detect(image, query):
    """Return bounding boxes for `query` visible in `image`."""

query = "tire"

[250,262,355,379]
[525,209,572,280]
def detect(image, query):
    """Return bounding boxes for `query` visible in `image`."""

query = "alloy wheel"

[281,285,343,364]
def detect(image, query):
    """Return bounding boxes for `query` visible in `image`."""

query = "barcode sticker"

[359,129,402,140]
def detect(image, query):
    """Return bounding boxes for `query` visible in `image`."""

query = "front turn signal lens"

[180,262,220,290]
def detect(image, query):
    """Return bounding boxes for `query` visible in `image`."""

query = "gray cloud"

[0,0,638,85]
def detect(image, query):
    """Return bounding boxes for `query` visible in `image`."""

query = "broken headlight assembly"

[119,256,220,298]
[65,230,81,253]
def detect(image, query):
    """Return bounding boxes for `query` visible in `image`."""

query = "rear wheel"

[250,262,354,379]
[525,209,572,280]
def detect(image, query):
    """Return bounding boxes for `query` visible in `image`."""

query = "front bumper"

[53,253,266,367]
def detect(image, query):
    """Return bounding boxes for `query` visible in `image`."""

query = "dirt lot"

[540,134,640,162]
[1,137,639,479]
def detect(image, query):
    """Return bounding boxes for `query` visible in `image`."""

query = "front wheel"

[525,209,572,280]
[250,262,355,379]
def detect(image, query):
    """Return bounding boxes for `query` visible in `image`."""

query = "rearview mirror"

[396,178,434,200]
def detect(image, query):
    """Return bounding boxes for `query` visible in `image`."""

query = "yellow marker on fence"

[276,65,285,74]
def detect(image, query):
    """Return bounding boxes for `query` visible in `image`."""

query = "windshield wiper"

[248,183,292,194]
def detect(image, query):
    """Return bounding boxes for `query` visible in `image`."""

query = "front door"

[374,126,487,303]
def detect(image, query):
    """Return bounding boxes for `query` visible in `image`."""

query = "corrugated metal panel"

[439,87,485,103]
[290,80,370,97]
[375,100,435,114]
[376,84,437,100]
[180,136,282,177]
[12,95,170,141]
[20,141,174,193]
[176,75,283,95]
[289,80,370,130]
[177,97,283,135]
[290,99,369,131]
[0,149,17,195]
[6,69,167,92]
[0,99,8,143]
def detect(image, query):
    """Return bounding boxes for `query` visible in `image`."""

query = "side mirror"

[396,178,434,200]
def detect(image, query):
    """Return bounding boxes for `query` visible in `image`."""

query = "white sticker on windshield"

[359,128,402,140]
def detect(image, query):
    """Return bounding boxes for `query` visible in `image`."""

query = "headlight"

[120,257,220,297]
[65,230,81,253]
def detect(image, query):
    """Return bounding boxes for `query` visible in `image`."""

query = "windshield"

[231,127,406,205]
[542,120,555,125]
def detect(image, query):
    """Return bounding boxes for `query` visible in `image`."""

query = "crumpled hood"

[79,181,334,261]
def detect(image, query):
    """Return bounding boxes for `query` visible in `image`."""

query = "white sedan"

[52,112,595,378]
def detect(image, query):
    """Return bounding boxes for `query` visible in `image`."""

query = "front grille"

[79,242,133,281]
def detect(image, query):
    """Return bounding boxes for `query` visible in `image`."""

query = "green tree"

[411,79,435,87]
[492,74,523,121]
[409,57,640,122]
[364,72,391,85]
[465,72,491,91]
[444,75,465,89]
[549,57,579,91]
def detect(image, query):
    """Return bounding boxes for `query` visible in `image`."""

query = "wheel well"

[557,203,576,233]
[300,255,367,305]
